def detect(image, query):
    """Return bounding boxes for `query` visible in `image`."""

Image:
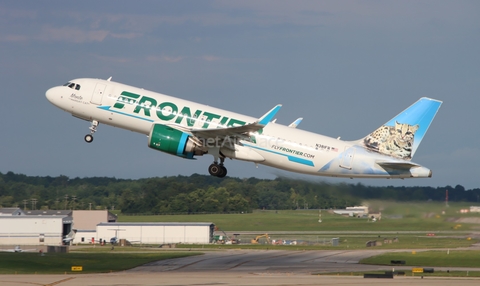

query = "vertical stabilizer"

[362,97,442,160]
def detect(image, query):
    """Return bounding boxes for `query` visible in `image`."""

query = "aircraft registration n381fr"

[46,78,442,179]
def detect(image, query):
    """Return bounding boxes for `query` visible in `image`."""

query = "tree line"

[0,171,478,214]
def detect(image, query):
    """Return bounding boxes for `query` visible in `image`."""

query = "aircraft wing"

[0,248,37,252]
[190,104,282,139]
[18,248,37,252]
[163,105,281,151]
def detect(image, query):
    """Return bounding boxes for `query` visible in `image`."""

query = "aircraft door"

[91,83,106,105]
[339,147,355,169]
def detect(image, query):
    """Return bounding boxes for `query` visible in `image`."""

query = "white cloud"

[1,35,28,42]
[110,32,141,40]
[146,55,184,63]
[93,55,132,63]
[38,26,109,43]
[202,55,222,62]
[213,0,479,30]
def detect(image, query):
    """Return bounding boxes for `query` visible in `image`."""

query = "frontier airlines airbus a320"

[46,77,441,179]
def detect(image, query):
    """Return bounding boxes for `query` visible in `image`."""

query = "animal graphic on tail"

[363,121,419,160]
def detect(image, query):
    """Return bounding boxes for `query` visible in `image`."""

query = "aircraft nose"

[46,86,63,104]
[45,87,55,102]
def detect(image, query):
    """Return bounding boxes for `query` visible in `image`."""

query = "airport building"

[93,222,215,245]
[0,207,25,216]
[0,214,72,245]
[0,208,214,245]
[0,208,113,246]
[71,210,118,244]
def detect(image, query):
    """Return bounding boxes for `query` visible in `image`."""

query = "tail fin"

[361,97,442,160]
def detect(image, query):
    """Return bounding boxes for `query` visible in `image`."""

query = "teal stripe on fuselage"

[97,106,154,122]
[243,143,314,167]
[287,156,315,166]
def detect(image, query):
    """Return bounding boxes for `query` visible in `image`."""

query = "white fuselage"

[46,78,433,179]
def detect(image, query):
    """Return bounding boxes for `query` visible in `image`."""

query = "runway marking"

[152,252,249,271]
[0,277,74,286]
[227,251,302,270]
[44,277,75,286]
[0,280,42,286]
[300,251,354,263]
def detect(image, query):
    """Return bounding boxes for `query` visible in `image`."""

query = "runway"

[1,249,479,286]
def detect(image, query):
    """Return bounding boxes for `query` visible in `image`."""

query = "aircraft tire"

[208,163,221,176]
[218,166,227,178]
[208,164,227,177]
[84,134,94,143]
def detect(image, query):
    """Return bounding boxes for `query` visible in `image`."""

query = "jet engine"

[148,124,203,159]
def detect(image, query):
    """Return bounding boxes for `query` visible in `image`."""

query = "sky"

[0,1,479,189]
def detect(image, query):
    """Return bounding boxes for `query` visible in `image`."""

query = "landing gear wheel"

[208,163,221,176]
[218,166,227,178]
[84,134,94,143]
[208,163,228,178]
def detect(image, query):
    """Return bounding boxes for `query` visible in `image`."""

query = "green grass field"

[178,235,476,250]
[116,201,480,251]
[0,252,201,274]
[360,250,480,268]
[3,201,477,275]
[117,201,480,232]
[317,271,480,277]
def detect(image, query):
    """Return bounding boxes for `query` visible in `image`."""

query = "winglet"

[288,117,303,128]
[257,104,282,125]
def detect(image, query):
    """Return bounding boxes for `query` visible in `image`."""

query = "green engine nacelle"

[148,124,196,159]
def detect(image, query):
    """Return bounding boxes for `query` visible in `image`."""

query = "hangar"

[0,215,72,245]
[0,208,214,245]
[95,222,215,245]
[0,208,115,245]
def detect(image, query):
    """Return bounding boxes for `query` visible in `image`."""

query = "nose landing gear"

[84,120,99,143]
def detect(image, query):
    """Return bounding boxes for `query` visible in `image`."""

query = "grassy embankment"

[326,250,480,277]
[0,252,201,274]
[118,201,480,249]
[2,201,480,275]
[117,201,479,232]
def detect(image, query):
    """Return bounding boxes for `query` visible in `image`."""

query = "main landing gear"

[84,120,99,143]
[208,158,227,178]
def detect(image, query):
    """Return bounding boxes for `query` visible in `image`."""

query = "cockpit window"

[63,82,81,90]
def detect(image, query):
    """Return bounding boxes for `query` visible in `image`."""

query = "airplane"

[46,78,442,179]
[62,229,76,245]
[0,246,37,253]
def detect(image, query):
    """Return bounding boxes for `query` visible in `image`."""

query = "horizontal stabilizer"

[376,161,420,170]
